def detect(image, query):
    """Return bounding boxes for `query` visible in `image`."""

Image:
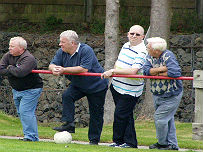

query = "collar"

[70,43,81,57]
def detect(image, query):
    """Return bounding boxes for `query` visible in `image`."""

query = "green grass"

[0,111,202,152]
[4,138,199,152]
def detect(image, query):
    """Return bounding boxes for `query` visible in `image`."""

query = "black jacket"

[0,50,43,91]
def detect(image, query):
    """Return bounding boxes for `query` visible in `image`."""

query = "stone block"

[193,70,203,88]
[192,123,203,140]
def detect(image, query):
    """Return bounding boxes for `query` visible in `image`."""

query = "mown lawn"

[0,111,202,152]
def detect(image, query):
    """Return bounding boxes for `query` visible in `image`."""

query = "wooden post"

[192,70,203,140]
[84,0,93,23]
[196,0,203,22]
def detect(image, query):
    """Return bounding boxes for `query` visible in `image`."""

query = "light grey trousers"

[153,91,183,147]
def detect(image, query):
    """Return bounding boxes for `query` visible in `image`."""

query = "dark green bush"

[43,16,63,31]
[171,9,203,34]
[3,9,202,34]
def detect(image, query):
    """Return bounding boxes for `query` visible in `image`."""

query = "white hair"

[10,37,27,49]
[147,37,167,52]
[60,30,79,44]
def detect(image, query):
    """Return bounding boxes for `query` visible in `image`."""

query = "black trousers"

[61,84,107,143]
[110,84,139,148]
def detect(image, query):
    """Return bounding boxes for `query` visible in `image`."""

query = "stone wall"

[0,32,202,126]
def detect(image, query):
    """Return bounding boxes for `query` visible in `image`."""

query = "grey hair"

[60,30,79,44]
[147,37,167,52]
[10,37,27,49]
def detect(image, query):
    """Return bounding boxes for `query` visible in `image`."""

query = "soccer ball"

[54,131,72,144]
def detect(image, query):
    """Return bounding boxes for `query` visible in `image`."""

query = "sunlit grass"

[0,110,202,151]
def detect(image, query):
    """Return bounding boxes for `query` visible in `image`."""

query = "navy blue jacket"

[50,43,108,93]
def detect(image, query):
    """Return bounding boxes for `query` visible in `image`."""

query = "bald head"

[128,25,145,46]
[129,25,144,35]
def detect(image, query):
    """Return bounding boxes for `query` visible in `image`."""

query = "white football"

[54,131,72,144]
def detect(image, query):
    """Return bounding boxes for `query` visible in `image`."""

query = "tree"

[138,0,172,119]
[150,0,172,39]
[103,0,120,124]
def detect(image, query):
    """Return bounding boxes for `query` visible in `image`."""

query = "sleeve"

[50,49,63,66]
[79,46,93,70]
[0,53,12,76]
[165,52,182,78]
[143,55,153,76]
[7,55,37,78]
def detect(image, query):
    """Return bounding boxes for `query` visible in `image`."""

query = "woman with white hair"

[143,37,183,150]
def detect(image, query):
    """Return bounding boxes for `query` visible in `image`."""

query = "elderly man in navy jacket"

[49,30,108,145]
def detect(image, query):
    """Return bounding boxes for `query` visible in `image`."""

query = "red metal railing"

[32,70,193,80]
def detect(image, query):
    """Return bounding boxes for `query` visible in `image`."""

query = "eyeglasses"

[129,33,141,36]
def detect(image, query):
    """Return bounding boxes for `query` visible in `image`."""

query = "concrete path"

[0,135,202,152]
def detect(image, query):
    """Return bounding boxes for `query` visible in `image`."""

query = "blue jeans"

[153,91,183,147]
[12,88,42,141]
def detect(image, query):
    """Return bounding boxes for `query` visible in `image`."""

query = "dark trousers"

[110,84,138,148]
[62,84,107,143]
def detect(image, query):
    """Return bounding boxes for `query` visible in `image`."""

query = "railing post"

[192,70,203,140]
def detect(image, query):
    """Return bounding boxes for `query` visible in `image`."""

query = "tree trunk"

[150,0,172,39]
[104,0,119,124]
[138,0,172,120]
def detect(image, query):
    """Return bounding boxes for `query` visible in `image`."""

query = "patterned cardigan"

[143,50,183,97]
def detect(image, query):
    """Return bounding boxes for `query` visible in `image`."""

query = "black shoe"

[89,141,98,145]
[149,142,168,149]
[19,138,32,141]
[160,144,179,150]
[53,122,75,133]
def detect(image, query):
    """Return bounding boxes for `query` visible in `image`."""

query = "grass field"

[0,111,202,152]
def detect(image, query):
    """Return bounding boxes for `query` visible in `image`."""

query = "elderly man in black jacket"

[0,37,43,141]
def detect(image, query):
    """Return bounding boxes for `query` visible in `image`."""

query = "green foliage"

[6,22,37,33]
[2,8,203,35]
[119,6,202,34]
[171,9,203,34]
[43,16,63,31]
[89,19,105,34]
[4,16,64,34]
[119,7,150,34]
